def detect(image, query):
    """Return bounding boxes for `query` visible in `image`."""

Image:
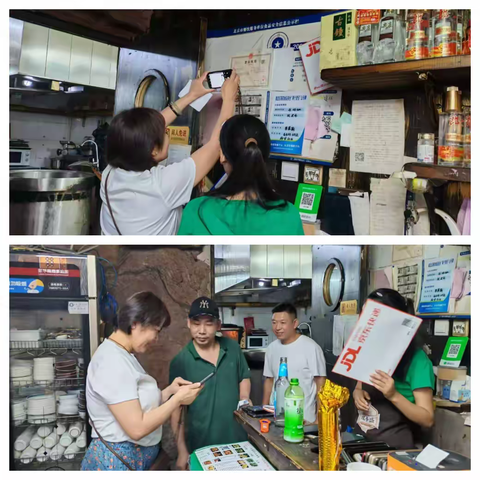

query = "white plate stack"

[27,394,56,423]
[11,360,33,387]
[76,431,87,449]
[64,443,81,460]
[14,426,36,452]
[50,444,65,461]
[20,446,37,464]
[36,447,52,463]
[11,398,27,425]
[33,357,55,385]
[10,329,45,348]
[43,429,59,449]
[58,394,79,416]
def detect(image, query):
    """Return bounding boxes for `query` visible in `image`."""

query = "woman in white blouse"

[100,70,239,235]
[81,291,202,470]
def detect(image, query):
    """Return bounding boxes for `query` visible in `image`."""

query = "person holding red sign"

[352,289,435,449]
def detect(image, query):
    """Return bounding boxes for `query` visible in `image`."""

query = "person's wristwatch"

[237,399,250,410]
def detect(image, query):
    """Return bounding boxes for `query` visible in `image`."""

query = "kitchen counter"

[234,409,319,471]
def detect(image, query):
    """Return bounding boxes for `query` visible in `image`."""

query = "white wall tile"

[10,111,111,167]
[220,306,311,344]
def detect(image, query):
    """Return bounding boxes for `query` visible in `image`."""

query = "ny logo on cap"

[200,300,209,309]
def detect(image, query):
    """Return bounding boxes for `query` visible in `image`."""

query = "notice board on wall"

[203,13,342,165]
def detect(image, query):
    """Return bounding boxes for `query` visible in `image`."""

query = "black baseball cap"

[189,296,220,320]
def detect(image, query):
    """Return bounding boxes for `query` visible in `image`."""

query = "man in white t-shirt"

[262,303,327,424]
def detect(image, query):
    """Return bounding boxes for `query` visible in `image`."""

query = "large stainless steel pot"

[10,170,97,235]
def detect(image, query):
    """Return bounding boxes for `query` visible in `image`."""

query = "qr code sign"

[447,343,461,358]
[355,152,365,163]
[402,318,415,329]
[300,192,315,210]
[322,114,332,134]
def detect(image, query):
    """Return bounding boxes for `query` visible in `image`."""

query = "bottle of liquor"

[373,9,406,63]
[274,357,289,427]
[284,378,305,443]
[356,20,378,65]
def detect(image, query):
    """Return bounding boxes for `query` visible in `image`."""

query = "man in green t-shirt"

[169,297,252,470]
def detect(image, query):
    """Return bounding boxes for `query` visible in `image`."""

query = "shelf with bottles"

[403,162,470,183]
[321,55,470,91]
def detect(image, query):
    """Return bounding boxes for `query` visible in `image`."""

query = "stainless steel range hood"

[213,245,312,305]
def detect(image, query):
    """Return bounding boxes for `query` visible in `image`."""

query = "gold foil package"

[317,380,350,471]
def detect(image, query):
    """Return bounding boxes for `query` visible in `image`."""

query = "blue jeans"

[81,438,160,471]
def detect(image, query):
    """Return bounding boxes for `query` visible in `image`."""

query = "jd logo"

[200,300,209,309]
[306,41,320,57]
[340,346,362,372]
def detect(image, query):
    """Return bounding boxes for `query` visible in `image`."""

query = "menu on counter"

[268,91,309,155]
[418,257,456,314]
[191,441,275,471]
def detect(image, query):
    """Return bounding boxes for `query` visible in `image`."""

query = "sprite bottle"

[273,357,289,427]
[283,378,304,443]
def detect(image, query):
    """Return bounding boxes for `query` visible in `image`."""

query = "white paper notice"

[329,168,347,188]
[299,36,332,95]
[271,48,295,91]
[281,161,299,182]
[416,445,449,469]
[349,193,370,235]
[301,89,342,162]
[231,53,271,88]
[333,315,359,356]
[165,145,192,165]
[68,302,89,314]
[179,80,212,112]
[434,320,450,336]
[370,178,406,235]
[332,300,423,385]
[340,123,352,147]
[351,99,406,174]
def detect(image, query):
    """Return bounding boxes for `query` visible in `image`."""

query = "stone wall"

[95,245,211,465]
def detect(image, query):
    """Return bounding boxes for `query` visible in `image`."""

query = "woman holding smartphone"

[352,289,435,449]
[81,292,202,471]
[100,70,239,235]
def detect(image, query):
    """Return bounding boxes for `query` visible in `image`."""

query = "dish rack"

[10,339,83,357]
[11,343,87,470]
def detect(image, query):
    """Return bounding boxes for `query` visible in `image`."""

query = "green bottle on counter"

[283,378,304,443]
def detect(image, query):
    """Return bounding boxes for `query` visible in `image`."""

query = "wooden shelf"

[434,397,470,409]
[321,55,471,91]
[404,163,471,183]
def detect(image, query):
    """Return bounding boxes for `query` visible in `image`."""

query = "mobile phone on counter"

[199,372,215,385]
[206,69,232,89]
[244,406,274,418]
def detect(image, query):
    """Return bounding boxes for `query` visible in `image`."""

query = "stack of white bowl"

[11,360,33,387]
[11,398,27,425]
[76,431,87,449]
[58,394,79,416]
[33,357,55,385]
[27,394,56,424]
[10,329,45,348]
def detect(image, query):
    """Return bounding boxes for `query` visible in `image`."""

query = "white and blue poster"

[418,257,456,314]
[10,278,45,294]
[268,92,309,155]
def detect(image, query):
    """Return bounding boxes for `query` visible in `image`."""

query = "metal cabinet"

[18,23,49,77]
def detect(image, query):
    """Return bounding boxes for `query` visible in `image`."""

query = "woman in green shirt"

[353,289,435,449]
[177,115,304,235]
